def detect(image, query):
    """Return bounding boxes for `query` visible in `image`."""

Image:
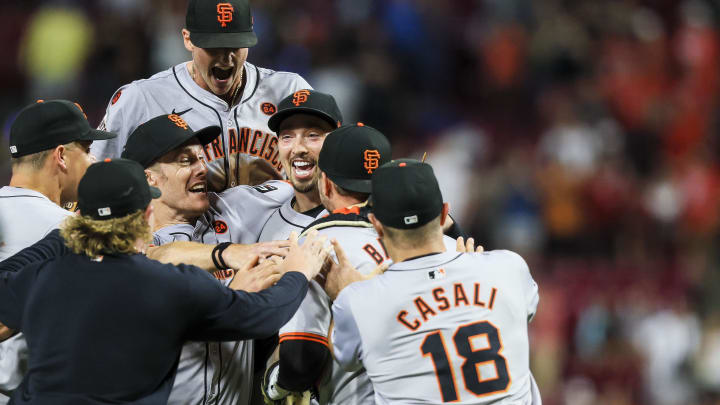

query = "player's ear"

[143,204,154,223]
[181,29,194,52]
[368,213,384,238]
[320,172,332,198]
[439,202,450,227]
[145,169,158,186]
[53,145,68,171]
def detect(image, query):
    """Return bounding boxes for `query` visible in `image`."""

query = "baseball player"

[329,160,542,404]
[120,113,294,405]
[0,100,115,404]
[91,0,312,191]
[256,89,344,243]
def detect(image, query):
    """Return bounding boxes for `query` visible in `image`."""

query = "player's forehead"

[278,114,333,133]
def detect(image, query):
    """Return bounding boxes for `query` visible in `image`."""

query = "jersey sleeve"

[0,230,68,274]
[218,180,293,242]
[279,280,331,346]
[0,261,44,329]
[92,82,150,160]
[180,264,309,341]
[498,250,539,322]
[331,284,364,372]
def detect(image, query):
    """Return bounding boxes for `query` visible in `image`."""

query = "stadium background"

[1,0,720,404]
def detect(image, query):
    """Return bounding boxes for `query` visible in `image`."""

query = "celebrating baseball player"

[328,159,542,404]
[0,100,116,404]
[120,113,296,404]
[262,124,393,405]
[91,0,311,191]
[256,89,344,243]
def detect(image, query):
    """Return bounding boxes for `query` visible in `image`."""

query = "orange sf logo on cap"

[292,90,311,106]
[168,114,189,130]
[217,3,234,27]
[363,150,381,174]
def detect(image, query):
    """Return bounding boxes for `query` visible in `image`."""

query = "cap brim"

[149,186,162,199]
[193,125,221,145]
[268,107,340,133]
[190,31,257,48]
[328,175,372,194]
[84,128,118,141]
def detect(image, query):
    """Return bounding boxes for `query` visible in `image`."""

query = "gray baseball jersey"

[282,206,458,405]
[152,180,293,405]
[332,250,541,405]
[257,198,328,243]
[0,187,72,404]
[92,61,311,191]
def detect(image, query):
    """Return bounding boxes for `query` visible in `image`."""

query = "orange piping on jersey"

[473,283,486,307]
[332,206,361,215]
[414,297,437,321]
[454,283,470,307]
[397,310,420,331]
[488,288,498,310]
[279,332,329,347]
[432,287,451,311]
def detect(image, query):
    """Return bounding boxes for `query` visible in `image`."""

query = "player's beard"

[290,173,319,194]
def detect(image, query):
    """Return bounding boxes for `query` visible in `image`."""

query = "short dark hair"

[382,215,442,248]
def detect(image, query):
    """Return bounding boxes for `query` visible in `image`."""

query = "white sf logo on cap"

[404,215,418,225]
[98,207,112,216]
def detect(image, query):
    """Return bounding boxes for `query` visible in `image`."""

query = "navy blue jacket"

[0,249,307,404]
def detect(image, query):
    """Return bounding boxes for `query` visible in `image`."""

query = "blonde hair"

[60,210,151,257]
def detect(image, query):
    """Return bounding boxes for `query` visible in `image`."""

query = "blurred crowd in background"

[1,0,720,404]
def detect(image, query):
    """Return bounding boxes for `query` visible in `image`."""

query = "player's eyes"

[279,134,294,142]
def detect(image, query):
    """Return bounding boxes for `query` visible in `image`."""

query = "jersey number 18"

[420,321,510,402]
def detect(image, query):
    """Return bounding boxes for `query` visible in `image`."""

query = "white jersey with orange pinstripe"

[332,249,541,405]
[91,61,311,191]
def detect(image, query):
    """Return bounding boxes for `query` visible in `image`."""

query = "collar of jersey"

[177,61,258,109]
[0,186,56,203]
[387,250,463,272]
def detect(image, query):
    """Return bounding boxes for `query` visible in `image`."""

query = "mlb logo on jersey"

[427,268,446,280]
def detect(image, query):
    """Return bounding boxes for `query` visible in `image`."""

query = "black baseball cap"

[318,123,391,194]
[9,100,116,158]
[186,0,257,48]
[78,159,161,220]
[371,159,443,229]
[122,114,220,168]
[267,89,343,133]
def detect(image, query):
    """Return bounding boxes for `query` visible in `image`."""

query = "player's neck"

[187,62,246,107]
[150,201,200,232]
[384,234,447,263]
[293,191,321,213]
[325,196,364,213]
[9,171,62,206]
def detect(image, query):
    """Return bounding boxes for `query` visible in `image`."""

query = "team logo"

[217,3,234,27]
[363,149,381,174]
[404,214,418,225]
[427,268,446,280]
[213,220,228,234]
[168,114,189,130]
[292,89,311,106]
[111,90,122,105]
[261,102,277,115]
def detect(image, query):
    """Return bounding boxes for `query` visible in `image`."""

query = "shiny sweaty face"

[278,114,335,194]
[193,46,248,96]
[153,143,209,219]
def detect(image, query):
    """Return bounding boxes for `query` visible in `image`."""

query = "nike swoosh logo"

[171,108,193,116]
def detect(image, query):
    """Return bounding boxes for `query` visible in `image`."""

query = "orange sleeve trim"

[279,332,329,347]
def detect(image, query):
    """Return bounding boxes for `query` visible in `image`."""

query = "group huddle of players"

[0,0,542,404]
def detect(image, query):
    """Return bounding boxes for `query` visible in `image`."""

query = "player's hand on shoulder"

[456,236,484,253]
[278,231,331,281]
[229,255,283,292]
[320,239,388,301]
